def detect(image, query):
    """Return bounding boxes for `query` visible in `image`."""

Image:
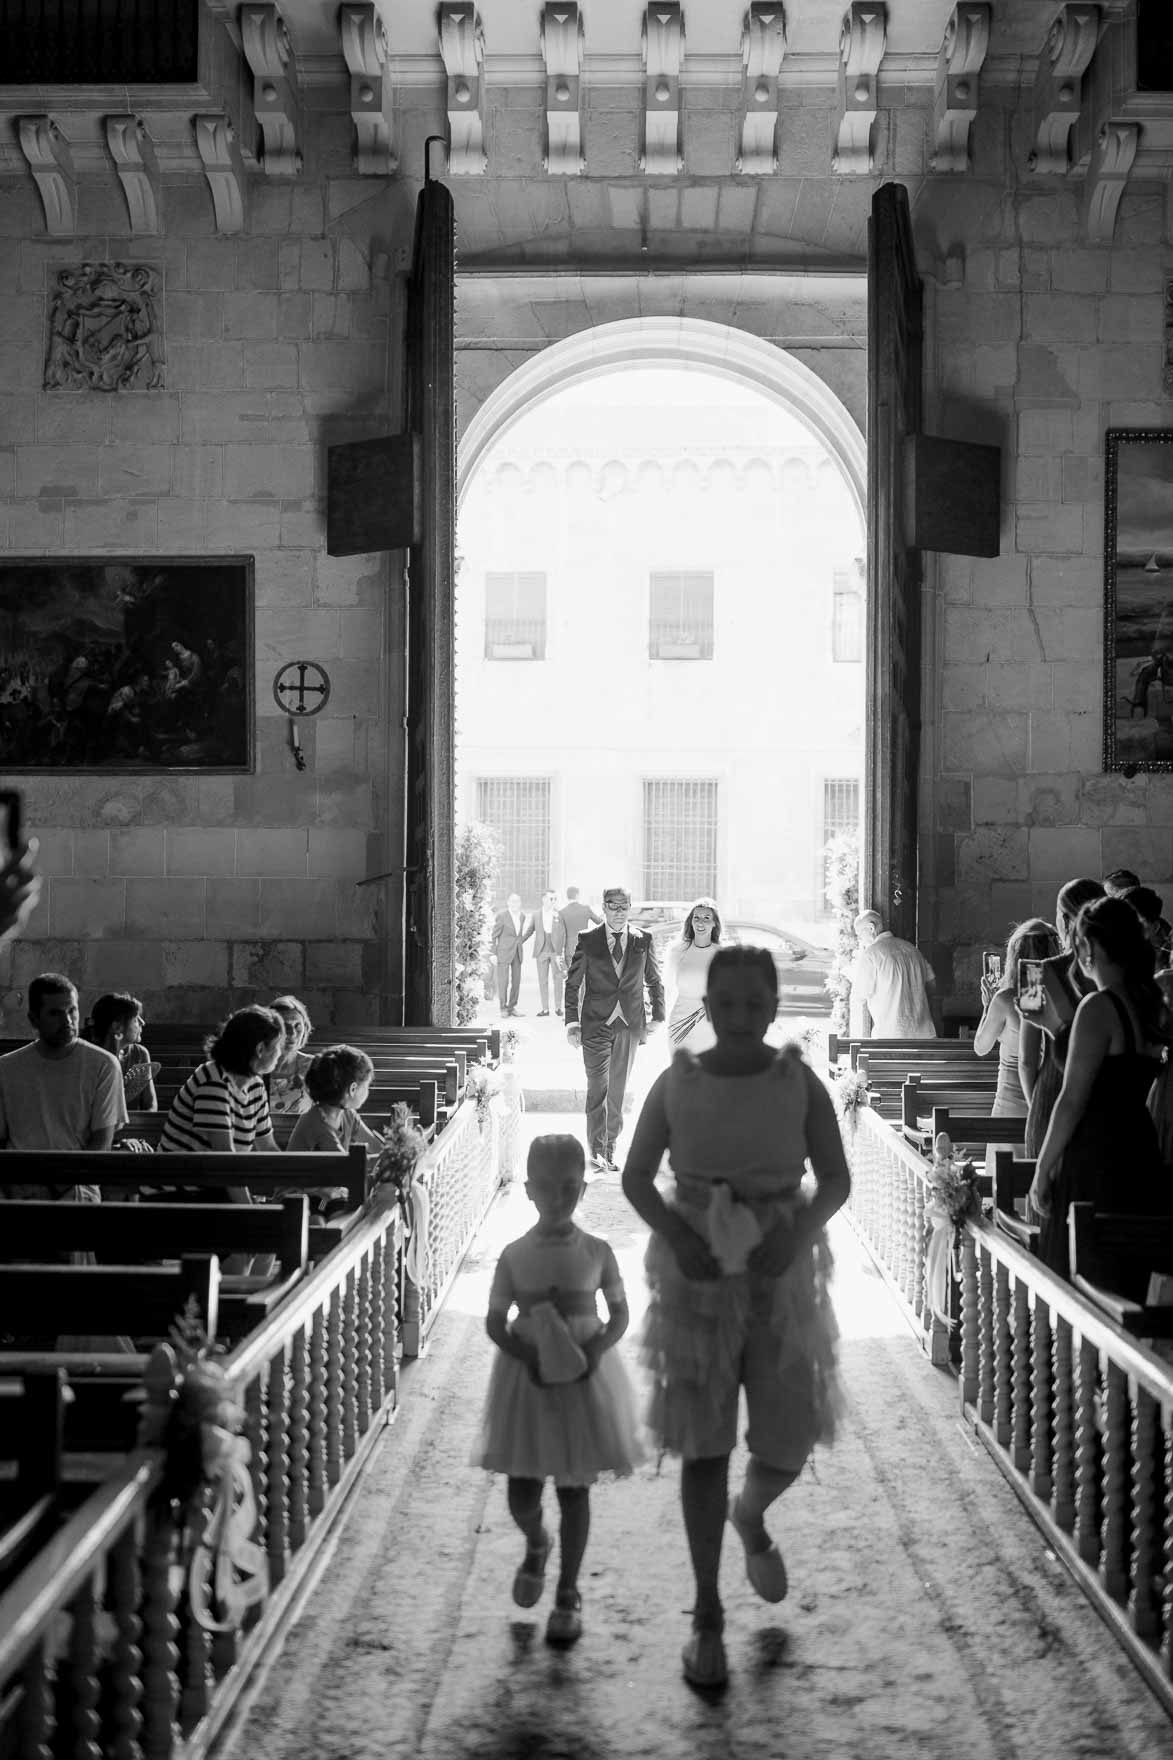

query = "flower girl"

[475,1134,643,1645]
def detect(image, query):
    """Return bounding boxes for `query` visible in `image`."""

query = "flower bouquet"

[466,1064,502,1131]
[372,1102,431,1283]
[924,1132,981,1327]
[832,1065,873,1129]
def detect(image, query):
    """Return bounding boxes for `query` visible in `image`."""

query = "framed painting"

[0,556,254,772]
[1104,432,1173,773]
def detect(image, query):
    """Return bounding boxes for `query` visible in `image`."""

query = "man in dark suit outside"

[490,891,533,1017]
[564,884,665,1173]
[532,887,568,1017]
[557,885,603,969]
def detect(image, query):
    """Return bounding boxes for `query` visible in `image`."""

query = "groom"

[564,885,664,1173]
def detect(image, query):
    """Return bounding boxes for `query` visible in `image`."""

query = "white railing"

[401,1093,506,1357]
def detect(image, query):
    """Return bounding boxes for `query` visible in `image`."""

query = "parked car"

[629,906,833,1016]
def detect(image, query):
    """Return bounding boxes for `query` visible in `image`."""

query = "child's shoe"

[728,1495,788,1602]
[545,1588,582,1646]
[681,1625,727,1688]
[511,1530,550,1608]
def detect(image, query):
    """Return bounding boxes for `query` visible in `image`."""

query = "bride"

[665,898,723,1052]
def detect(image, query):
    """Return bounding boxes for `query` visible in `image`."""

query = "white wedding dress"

[666,941,718,1052]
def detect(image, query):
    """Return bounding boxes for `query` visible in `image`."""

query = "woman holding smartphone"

[974,919,1060,1117]
[1019,877,1105,1158]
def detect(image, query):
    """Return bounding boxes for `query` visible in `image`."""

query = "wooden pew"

[0,1253,220,1343]
[0,1372,67,1589]
[919,1106,1027,1158]
[149,1075,440,1129]
[0,1146,368,1210]
[989,1149,1040,1254]
[0,1196,309,1279]
[1068,1204,1173,1338]
[900,1075,1002,1133]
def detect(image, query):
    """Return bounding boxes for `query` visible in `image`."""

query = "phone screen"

[983,953,1003,982]
[1016,958,1045,1014]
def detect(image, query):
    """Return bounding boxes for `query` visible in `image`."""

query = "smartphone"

[1016,958,1046,1015]
[0,788,22,858]
[982,952,1003,983]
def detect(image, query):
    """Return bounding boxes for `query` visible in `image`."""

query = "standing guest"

[1031,897,1171,1278]
[491,892,534,1018]
[0,973,127,1200]
[1119,885,1172,967]
[268,994,314,1114]
[85,991,160,1111]
[564,885,665,1174]
[557,886,603,969]
[665,897,723,1053]
[475,1134,642,1648]
[159,1007,282,1202]
[1103,868,1141,899]
[532,888,568,1017]
[622,945,849,1689]
[1019,878,1105,1158]
[849,910,938,1039]
[288,1046,384,1155]
[0,827,40,947]
[973,920,1060,1118]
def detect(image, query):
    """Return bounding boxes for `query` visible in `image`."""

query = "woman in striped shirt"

[159,1007,283,1176]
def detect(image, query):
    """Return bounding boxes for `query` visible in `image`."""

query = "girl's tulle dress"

[475,1226,644,1487]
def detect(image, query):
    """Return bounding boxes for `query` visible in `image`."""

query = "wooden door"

[402,172,456,1024]
[865,183,923,943]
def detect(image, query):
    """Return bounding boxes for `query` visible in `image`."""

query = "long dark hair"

[86,991,143,1046]
[1074,896,1170,1044]
[704,942,778,1002]
[206,1006,285,1076]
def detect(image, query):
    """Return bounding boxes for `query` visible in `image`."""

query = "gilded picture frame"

[1103,430,1173,774]
[0,555,254,773]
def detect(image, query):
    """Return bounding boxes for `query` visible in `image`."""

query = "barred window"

[642,779,718,899]
[0,0,200,81]
[484,572,547,659]
[822,778,861,907]
[649,572,714,660]
[476,777,550,906]
[831,566,863,663]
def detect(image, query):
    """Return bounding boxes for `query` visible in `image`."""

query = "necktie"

[612,933,623,964]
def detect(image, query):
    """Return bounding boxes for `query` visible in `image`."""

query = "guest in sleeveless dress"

[974,920,1060,1118]
[622,944,849,1690]
[1031,896,1172,1279]
[85,991,160,1112]
[665,896,723,1053]
[475,1135,643,1648]
[1020,878,1105,1158]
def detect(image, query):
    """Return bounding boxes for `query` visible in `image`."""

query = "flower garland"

[924,1131,982,1328]
[137,1301,267,1633]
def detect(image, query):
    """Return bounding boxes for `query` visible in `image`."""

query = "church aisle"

[215,1122,1170,1760]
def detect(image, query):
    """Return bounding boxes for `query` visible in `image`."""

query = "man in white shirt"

[532,887,568,1016]
[0,971,128,1198]
[849,911,938,1039]
[490,892,534,1017]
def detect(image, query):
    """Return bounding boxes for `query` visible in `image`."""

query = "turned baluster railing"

[401,1093,506,1358]
[957,1220,1173,1715]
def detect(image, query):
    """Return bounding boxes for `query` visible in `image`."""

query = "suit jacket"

[558,900,603,963]
[532,912,567,964]
[491,909,534,965]
[564,925,665,1041]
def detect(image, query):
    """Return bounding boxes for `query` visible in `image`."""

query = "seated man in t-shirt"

[0,971,128,1199]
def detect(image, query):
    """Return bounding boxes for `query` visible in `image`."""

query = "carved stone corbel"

[438,3,486,175]
[737,3,787,176]
[193,114,246,235]
[339,4,397,175]
[17,116,77,237]
[833,3,886,175]
[541,3,584,175]
[642,3,684,176]
[1082,120,1138,242]
[240,3,302,177]
[104,115,161,234]
[1029,3,1100,174]
[930,4,990,173]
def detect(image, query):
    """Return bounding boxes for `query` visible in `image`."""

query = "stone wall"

[0,108,400,1030]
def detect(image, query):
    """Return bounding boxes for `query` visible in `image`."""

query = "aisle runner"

[218,1177,1170,1760]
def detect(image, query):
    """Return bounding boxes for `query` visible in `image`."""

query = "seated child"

[287,1045,384,1209]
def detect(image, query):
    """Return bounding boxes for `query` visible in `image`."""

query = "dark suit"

[564,925,665,1159]
[532,910,568,1012]
[491,908,533,1011]
[558,899,603,968]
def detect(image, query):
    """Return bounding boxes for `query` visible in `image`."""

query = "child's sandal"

[545,1588,582,1646]
[728,1495,788,1603]
[511,1531,550,1608]
[682,1626,727,1689]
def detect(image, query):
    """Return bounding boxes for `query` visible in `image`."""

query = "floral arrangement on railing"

[500,1025,520,1061]
[466,1064,502,1131]
[372,1102,431,1284]
[832,1065,873,1128]
[924,1131,982,1327]
[137,1301,267,1632]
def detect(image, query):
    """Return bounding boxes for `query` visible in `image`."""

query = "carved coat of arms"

[45,261,164,392]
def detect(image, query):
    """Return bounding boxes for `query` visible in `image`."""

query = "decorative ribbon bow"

[188,1424,268,1632]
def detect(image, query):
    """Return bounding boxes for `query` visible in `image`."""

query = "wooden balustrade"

[844,1102,1173,1717]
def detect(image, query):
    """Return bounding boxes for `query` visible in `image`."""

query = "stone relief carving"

[438,2,487,174]
[738,3,787,176]
[340,3,397,174]
[44,262,164,393]
[930,3,990,173]
[642,2,684,175]
[833,3,886,174]
[541,2,584,175]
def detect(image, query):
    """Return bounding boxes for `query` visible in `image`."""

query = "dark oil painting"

[0,556,253,772]
[1103,433,1173,772]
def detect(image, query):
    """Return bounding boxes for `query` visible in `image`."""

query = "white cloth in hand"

[706,1183,764,1275]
